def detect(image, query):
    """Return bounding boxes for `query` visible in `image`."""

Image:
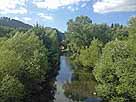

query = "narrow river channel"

[54,56,73,102]
[54,56,102,102]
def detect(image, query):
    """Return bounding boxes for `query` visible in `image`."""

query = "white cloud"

[11,16,32,25]
[37,13,53,20]
[12,16,32,21]
[0,0,28,14]
[33,0,89,9]
[93,0,136,13]
[22,17,32,24]
[23,17,32,21]
[0,7,27,14]
[13,17,20,20]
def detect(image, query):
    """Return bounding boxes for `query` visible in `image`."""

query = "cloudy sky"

[0,0,136,31]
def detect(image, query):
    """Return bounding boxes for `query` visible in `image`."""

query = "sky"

[0,0,136,32]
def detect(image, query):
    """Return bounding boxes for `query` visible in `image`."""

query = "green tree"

[0,75,24,102]
[0,31,49,101]
[94,40,136,102]
[128,16,136,35]
[110,24,128,40]
[78,39,102,71]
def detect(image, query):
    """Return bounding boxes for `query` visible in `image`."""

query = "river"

[54,56,73,102]
[54,56,102,102]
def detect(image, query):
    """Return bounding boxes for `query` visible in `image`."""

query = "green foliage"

[67,16,92,32]
[128,16,136,35]
[0,32,48,80]
[0,26,15,37]
[0,25,61,101]
[65,35,103,101]
[66,16,93,50]
[128,17,136,44]
[110,24,128,40]
[28,26,60,68]
[66,17,110,52]
[66,16,128,58]
[0,15,135,102]
[78,39,102,70]
[65,16,136,102]
[94,40,136,102]
[0,47,23,77]
[0,75,24,102]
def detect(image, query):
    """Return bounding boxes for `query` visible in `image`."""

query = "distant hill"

[0,17,32,29]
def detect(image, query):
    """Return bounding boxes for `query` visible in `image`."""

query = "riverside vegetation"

[0,16,136,102]
[0,18,63,102]
[64,16,136,102]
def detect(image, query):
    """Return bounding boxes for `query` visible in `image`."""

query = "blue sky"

[0,0,136,31]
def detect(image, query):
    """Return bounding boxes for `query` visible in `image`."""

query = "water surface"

[54,56,102,102]
[54,56,73,102]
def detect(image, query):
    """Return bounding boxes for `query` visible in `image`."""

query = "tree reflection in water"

[64,80,97,102]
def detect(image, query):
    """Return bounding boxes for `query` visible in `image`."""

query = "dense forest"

[0,19,63,102]
[64,16,136,102]
[0,16,136,102]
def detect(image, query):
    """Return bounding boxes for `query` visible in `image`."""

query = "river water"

[54,56,73,102]
[54,56,102,102]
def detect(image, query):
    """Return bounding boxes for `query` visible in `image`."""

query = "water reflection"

[29,55,101,102]
[55,56,102,102]
[64,80,97,101]
[54,56,73,102]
